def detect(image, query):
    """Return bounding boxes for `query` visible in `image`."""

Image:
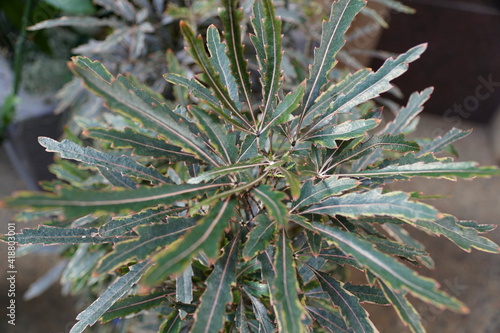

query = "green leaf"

[43,0,95,14]
[39,137,171,184]
[69,260,152,333]
[69,57,222,166]
[189,106,238,164]
[96,218,198,274]
[413,215,500,253]
[163,73,219,107]
[307,119,380,148]
[144,199,235,285]
[191,235,239,333]
[253,185,288,226]
[28,16,119,30]
[187,158,265,184]
[207,25,240,103]
[99,206,174,237]
[302,0,365,113]
[220,0,254,114]
[261,82,305,134]
[98,167,137,189]
[100,290,170,323]
[328,134,420,170]
[348,160,500,180]
[298,68,370,129]
[271,229,310,333]
[7,226,119,245]
[311,269,377,333]
[245,290,275,333]
[383,224,434,269]
[379,281,424,333]
[310,223,468,312]
[362,235,427,261]
[308,44,427,135]
[278,166,301,200]
[418,127,471,156]
[303,189,438,222]
[235,298,251,333]
[292,176,359,211]
[87,127,199,163]
[159,311,182,333]
[257,0,283,127]
[307,306,352,333]
[343,283,389,305]
[384,88,433,135]
[305,230,323,257]
[176,265,194,319]
[179,21,252,129]
[242,214,276,260]
[7,183,226,219]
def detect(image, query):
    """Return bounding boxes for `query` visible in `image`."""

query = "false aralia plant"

[2,0,500,332]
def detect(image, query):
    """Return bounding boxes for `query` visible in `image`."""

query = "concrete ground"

[0,114,499,332]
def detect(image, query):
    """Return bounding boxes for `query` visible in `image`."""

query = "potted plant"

[2,0,499,332]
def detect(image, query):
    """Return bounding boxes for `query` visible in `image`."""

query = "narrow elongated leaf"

[176,264,193,319]
[164,73,220,107]
[261,83,304,134]
[343,283,389,305]
[191,235,239,333]
[144,199,235,285]
[159,311,182,333]
[379,282,424,333]
[245,291,275,333]
[207,26,240,102]
[303,189,438,222]
[39,137,170,184]
[292,177,359,211]
[99,206,174,236]
[362,235,427,261]
[180,21,251,128]
[307,306,352,333]
[418,127,471,156]
[189,106,238,164]
[69,57,222,166]
[352,88,433,171]
[187,157,265,184]
[383,224,434,269]
[307,119,380,148]
[310,223,468,312]
[69,260,152,333]
[384,88,434,135]
[220,0,254,113]
[7,183,226,219]
[299,68,371,129]
[98,167,137,189]
[278,166,301,200]
[345,160,500,180]
[312,269,377,333]
[328,134,420,169]
[271,229,309,333]
[8,226,119,245]
[413,215,500,253]
[303,0,365,113]
[253,185,288,226]
[97,218,197,274]
[242,214,276,260]
[87,127,199,162]
[28,17,122,30]
[235,298,251,333]
[100,290,170,323]
[258,0,283,126]
[308,44,427,135]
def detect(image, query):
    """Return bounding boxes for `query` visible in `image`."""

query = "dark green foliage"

[2,1,499,332]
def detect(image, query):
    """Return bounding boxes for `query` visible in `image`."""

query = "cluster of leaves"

[3,0,500,332]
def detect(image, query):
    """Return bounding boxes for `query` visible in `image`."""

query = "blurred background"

[1,0,499,332]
